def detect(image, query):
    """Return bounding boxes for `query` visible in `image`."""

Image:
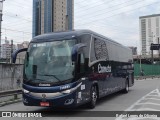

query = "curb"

[0,99,22,107]
[135,76,160,80]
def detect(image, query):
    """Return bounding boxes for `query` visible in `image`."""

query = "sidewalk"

[135,75,160,80]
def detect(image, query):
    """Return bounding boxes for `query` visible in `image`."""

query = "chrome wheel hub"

[92,91,97,102]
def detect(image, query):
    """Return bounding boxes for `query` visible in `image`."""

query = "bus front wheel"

[88,86,98,109]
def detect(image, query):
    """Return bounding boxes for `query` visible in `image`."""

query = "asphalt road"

[1,78,160,120]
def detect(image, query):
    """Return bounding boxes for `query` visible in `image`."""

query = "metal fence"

[0,63,23,91]
[134,63,160,76]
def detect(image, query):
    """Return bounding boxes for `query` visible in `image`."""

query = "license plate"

[40,102,50,106]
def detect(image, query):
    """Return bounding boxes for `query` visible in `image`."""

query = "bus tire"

[88,86,98,109]
[122,79,129,93]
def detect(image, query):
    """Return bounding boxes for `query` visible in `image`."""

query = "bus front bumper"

[23,92,78,108]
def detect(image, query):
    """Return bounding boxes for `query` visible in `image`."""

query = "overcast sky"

[2,0,160,53]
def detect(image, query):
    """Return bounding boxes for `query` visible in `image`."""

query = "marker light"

[23,89,30,94]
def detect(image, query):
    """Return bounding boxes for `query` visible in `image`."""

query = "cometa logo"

[39,84,51,87]
[98,64,111,73]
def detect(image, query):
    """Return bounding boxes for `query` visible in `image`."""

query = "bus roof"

[32,29,90,42]
[32,29,130,50]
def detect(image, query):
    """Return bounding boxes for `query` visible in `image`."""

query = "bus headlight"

[62,89,72,94]
[23,89,30,94]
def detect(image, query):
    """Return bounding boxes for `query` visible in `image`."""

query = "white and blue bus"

[12,30,134,109]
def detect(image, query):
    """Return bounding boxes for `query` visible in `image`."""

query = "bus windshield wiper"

[41,74,62,84]
[25,78,44,83]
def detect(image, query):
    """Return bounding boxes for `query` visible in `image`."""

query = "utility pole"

[158,37,160,62]
[151,48,154,64]
[10,39,14,89]
[140,54,142,72]
[0,0,4,60]
[11,39,13,63]
[150,32,154,64]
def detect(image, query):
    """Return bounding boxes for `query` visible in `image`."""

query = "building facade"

[0,43,16,59]
[139,14,160,55]
[33,0,74,37]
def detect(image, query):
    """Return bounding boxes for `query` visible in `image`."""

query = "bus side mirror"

[71,43,86,62]
[12,48,28,63]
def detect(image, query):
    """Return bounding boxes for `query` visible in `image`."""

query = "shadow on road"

[29,90,133,117]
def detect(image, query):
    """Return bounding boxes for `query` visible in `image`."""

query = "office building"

[0,42,16,59]
[139,14,160,55]
[33,0,74,37]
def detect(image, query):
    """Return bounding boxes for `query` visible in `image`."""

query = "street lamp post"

[158,37,160,62]
[0,0,5,59]
[140,54,142,72]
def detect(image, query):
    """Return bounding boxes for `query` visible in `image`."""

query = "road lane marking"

[145,96,160,99]
[133,108,160,111]
[125,89,159,111]
[115,89,160,120]
[142,98,160,101]
[136,102,160,106]
[147,95,160,97]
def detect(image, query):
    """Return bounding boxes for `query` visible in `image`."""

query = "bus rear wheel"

[88,86,98,109]
[122,79,129,93]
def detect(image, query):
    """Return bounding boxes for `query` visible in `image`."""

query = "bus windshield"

[24,39,75,85]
